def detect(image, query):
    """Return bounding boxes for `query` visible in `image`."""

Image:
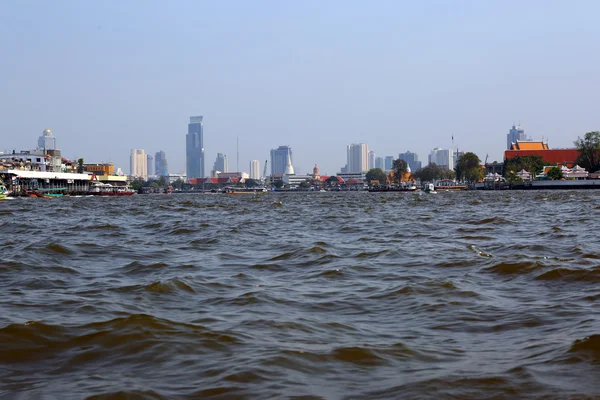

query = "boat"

[423,183,437,193]
[0,184,8,200]
[435,179,467,191]
[89,182,135,196]
[34,187,67,198]
[224,186,268,194]
[368,184,418,193]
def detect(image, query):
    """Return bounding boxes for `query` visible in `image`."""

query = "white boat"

[423,183,437,193]
[0,184,8,200]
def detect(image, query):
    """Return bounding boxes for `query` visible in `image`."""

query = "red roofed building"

[504,140,580,168]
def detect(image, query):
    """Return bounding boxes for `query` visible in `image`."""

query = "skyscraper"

[368,150,376,170]
[270,146,292,176]
[375,157,384,169]
[250,160,261,180]
[428,148,454,170]
[147,154,154,177]
[186,116,205,179]
[346,143,369,173]
[399,151,422,171]
[155,151,169,176]
[38,129,56,151]
[507,124,531,150]
[212,153,228,173]
[130,149,147,180]
[384,156,394,171]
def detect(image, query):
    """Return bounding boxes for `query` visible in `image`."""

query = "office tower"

[346,143,369,173]
[368,150,376,170]
[384,156,394,170]
[375,157,384,169]
[155,151,169,176]
[250,160,260,180]
[270,145,292,176]
[130,149,148,180]
[38,129,56,151]
[186,116,205,178]
[213,153,228,173]
[399,151,422,172]
[147,154,154,177]
[507,124,531,150]
[428,148,454,170]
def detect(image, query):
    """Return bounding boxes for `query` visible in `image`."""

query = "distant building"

[84,163,115,176]
[346,143,369,173]
[147,154,154,177]
[155,151,169,176]
[375,157,384,169]
[250,160,261,180]
[399,151,422,171]
[505,140,580,168]
[212,153,228,175]
[507,124,531,150]
[130,149,147,180]
[270,146,292,176]
[384,156,394,170]
[428,148,454,170]
[368,150,376,170]
[38,128,56,151]
[186,116,205,178]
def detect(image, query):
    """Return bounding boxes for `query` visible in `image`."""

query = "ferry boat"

[368,184,418,193]
[423,183,437,193]
[89,182,135,196]
[0,184,8,200]
[224,186,268,195]
[34,187,67,198]
[434,179,468,191]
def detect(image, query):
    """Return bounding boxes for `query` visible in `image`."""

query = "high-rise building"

[507,124,531,150]
[270,146,292,176]
[384,156,394,170]
[155,151,169,176]
[147,154,154,177]
[346,143,369,173]
[186,116,205,178]
[368,150,376,170]
[130,149,148,180]
[399,151,422,172]
[212,153,228,173]
[375,157,384,169]
[38,129,56,151]
[428,148,454,170]
[250,160,261,180]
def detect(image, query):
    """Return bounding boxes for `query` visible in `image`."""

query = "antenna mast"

[236,137,239,172]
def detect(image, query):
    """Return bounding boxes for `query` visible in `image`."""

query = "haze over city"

[1,0,599,175]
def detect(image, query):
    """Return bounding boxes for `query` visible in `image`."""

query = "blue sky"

[1,0,599,175]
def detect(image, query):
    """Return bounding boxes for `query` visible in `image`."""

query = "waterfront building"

[368,150,376,170]
[428,148,454,170]
[250,160,261,180]
[186,116,205,178]
[270,146,292,176]
[84,163,115,176]
[346,143,369,173]
[38,129,56,151]
[384,156,394,170]
[212,153,228,174]
[147,154,154,177]
[505,140,580,168]
[399,151,422,171]
[507,124,531,150]
[155,151,169,177]
[375,157,384,170]
[130,149,147,180]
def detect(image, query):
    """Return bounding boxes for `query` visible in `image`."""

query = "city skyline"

[2,1,599,175]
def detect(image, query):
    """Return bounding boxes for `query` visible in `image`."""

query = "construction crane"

[262,160,268,183]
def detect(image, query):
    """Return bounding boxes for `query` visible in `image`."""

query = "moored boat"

[224,186,268,194]
[89,182,135,196]
[0,184,8,200]
[435,179,467,191]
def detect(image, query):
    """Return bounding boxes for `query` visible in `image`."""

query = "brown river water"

[0,191,598,399]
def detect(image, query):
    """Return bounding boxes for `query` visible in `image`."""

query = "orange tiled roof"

[510,141,549,150]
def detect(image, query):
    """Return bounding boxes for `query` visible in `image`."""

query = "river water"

[0,191,598,399]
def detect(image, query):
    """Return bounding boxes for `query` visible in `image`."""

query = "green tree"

[245,178,259,187]
[273,180,284,189]
[172,179,183,190]
[77,158,84,174]
[455,152,484,183]
[546,166,564,180]
[149,181,159,188]
[365,168,387,184]
[504,155,544,179]
[392,159,408,182]
[574,131,600,172]
[299,181,312,189]
[413,163,452,182]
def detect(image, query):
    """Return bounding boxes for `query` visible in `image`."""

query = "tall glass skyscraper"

[270,146,292,176]
[155,151,169,177]
[507,124,530,150]
[186,116,205,179]
[212,153,228,173]
[399,151,422,171]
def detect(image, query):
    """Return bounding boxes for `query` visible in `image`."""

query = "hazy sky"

[1,0,599,175]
